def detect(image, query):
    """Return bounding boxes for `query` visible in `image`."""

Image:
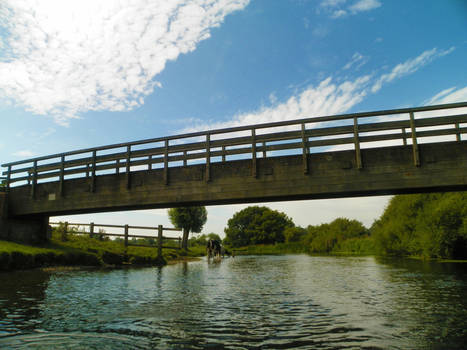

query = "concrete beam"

[1,192,50,243]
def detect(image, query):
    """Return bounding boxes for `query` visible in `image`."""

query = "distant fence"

[3,102,467,198]
[50,221,182,257]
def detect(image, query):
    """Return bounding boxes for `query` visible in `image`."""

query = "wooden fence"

[50,221,182,257]
[2,102,467,198]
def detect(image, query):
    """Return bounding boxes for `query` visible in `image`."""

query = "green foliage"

[189,232,221,246]
[372,192,467,259]
[168,206,207,249]
[224,206,294,247]
[284,226,307,243]
[307,218,369,253]
[168,206,207,233]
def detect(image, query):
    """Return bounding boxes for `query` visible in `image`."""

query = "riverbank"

[0,233,205,271]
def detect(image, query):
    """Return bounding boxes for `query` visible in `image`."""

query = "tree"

[224,206,294,247]
[168,206,207,250]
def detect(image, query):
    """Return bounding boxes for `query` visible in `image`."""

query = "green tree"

[307,218,368,253]
[372,192,467,259]
[224,206,294,247]
[168,206,207,250]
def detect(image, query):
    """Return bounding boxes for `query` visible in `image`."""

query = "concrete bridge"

[1,102,467,243]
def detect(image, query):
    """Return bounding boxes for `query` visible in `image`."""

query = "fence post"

[157,225,163,258]
[89,222,94,238]
[62,221,68,242]
[402,128,407,146]
[124,224,129,247]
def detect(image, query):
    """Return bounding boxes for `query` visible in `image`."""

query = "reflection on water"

[0,256,466,349]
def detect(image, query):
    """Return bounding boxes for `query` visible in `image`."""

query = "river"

[0,255,466,349]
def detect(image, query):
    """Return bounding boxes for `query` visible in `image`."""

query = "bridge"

[1,102,467,243]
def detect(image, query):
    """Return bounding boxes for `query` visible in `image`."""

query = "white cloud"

[425,86,467,106]
[13,150,35,158]
[320,0,381,18]
[371,47,456,93]
[182,47,454,134]
[349,0,381,13]
[343,52,368,70]
[0,0,249,125]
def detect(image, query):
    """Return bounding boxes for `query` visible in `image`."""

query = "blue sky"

[1,0,466,237]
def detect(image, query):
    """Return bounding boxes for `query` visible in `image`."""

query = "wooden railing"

[2,102,467,197]
[50,222,182,257]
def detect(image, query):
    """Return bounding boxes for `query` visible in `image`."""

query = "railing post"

[251,129,257,178]
[455,123,461,141]
[164,139,169,185]
[222,146,226,163]
[409,112,420,167]
[31,160,37,199]
[89,222,94,238]
[59,155,65,197]
[148,154,153,170]
[183,151,187,167]
[5,165,11,191]
[157,225,163,258]
[353,117,362,169]
[91,150,97,192]
[116,159,120,175]
[402,128,407,146]
[124,224,129,247]
[126,145,131,190]
[301,123,309,174]
[205,133,211,182]
[178,236,182,249]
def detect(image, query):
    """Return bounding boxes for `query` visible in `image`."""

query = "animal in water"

[206,239,221,259]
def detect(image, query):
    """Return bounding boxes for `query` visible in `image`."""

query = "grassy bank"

[0,232,205,271]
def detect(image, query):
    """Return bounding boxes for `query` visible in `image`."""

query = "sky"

[1,0,466,238]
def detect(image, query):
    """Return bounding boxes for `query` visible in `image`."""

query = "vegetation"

[372,192,467,259]
[168,206,207,250]
[224,206,294,247]
[223,193,467,260]
[305,218,369,253]
[0,227,205,271]
[188,233,222,247]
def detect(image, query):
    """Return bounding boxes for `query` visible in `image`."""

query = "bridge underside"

[6,141,467,218]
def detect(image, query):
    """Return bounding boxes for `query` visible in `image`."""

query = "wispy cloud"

[320,0,381,19]
[371,47,456,93]
[0,0,249,126]
[425,86,467,106]
[13,150,35,158]
[183,47,455,133]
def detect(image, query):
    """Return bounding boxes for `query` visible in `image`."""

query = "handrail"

[2,102,467,190]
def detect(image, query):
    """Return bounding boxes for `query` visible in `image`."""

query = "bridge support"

[0,192,50,244]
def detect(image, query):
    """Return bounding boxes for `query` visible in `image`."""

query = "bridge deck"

[2,102,467,217]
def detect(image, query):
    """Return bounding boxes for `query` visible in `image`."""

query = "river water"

[0,255,466,349]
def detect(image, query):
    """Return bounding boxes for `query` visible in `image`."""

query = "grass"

[0,232,205,271]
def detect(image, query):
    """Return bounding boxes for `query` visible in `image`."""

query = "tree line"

[217,192,467,259]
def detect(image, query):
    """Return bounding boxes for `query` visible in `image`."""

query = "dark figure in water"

[206,239,221,259]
